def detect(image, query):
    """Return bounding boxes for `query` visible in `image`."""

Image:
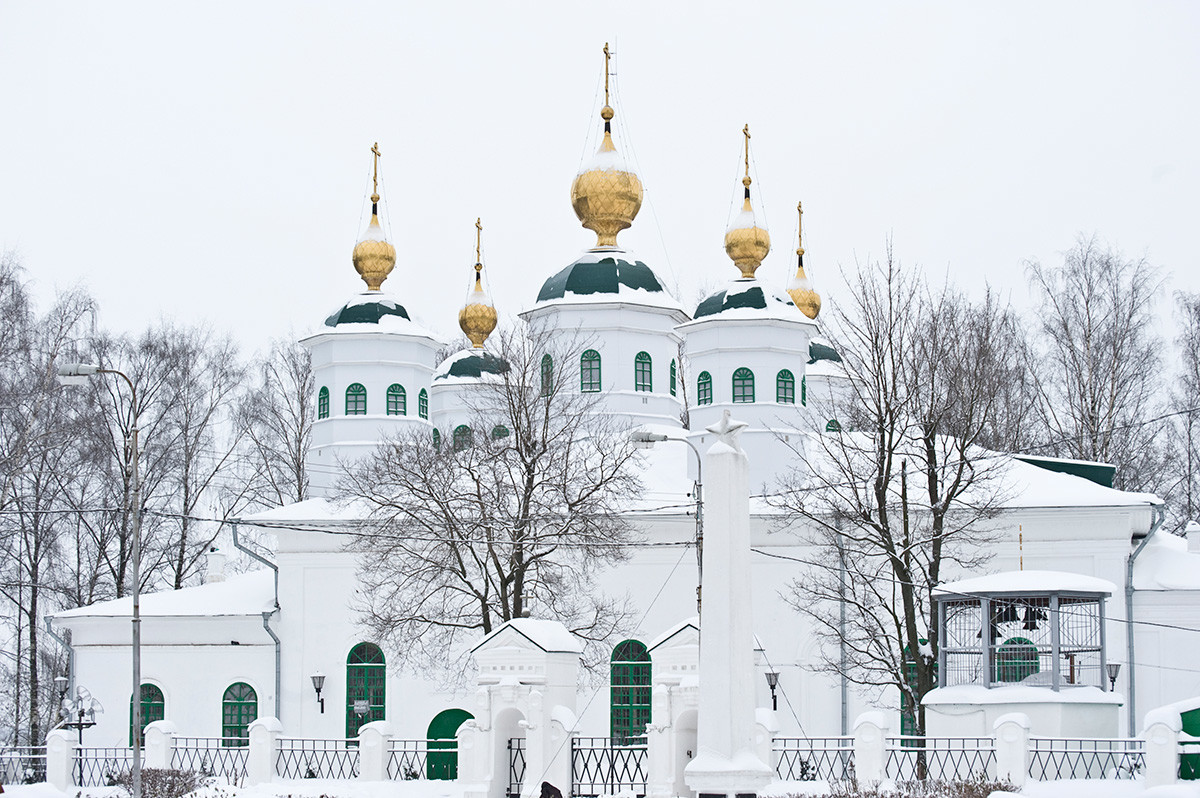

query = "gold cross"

[475,218,483,269]
[371,142,381,196]
[603,43,611,106]
[797,201,805,255]
[743,124,751,178]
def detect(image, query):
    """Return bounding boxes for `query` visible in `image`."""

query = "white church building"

[47,60,1200,792]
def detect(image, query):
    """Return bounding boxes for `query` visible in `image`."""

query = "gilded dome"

[724,191,771,279]
[459,270,497,348]
[571,129,643,249]
[786,202,820,319]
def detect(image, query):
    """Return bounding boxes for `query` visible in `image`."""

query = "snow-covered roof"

[239,496,374,525]
[534,249,684,312]
[647,616,699,651]
[316,292,438,337]
[1133,531,1200,590]
[433,348,510,383]
[692,278,809,321]
[55,570,275,619]
[471,618,582,653]
[996,456,1158,509]
[923,684,1122,706]
[935,570,1116,598]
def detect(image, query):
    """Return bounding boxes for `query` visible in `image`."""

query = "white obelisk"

[684,411,773,798]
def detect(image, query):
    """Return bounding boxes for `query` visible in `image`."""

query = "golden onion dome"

[352,143,396,291]
[786,201,821,319]
[724,126,770,278]
[458,218,498,348]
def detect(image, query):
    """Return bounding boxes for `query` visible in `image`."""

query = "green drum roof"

[808,340,843,364]
[435,350,510,380]
[537,254,666,302]
[325,298,411,327]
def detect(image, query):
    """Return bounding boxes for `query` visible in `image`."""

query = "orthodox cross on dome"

[797,201,804,258]
[706,409,749,451]
[474,217,483,273]
[603,42,611,106]
[743,124,752,190]
[370,142,382,204]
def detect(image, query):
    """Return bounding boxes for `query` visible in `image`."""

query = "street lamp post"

[58,363,141,798]
[630,431,703,615]
[60,685,103,787]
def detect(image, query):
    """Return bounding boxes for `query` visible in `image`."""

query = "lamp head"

[765,671,780,689]
[56,362,99,387]
[630,431,669,450]
[311,671,326,693]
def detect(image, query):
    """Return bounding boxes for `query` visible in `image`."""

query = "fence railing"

[1,746,47,784]
[571,737,648,797]
[773,737,854,782]
[171,737,248,784]
[508,737,526,798]
[76,747,139,787]
[1027,737,1144,780]
[387,739,458,780]
[276,738,360,780]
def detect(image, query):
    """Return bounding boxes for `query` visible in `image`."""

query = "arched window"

[732,368,755,403]
[432,428,441,449]
[129,683,165,746]
[221,683,257,747]
[453,425,473,450]
[669,360,677,397]
[634,352,652,392]
[826,419,842,433]
[386,384,406,416]
[995,637,1040,683]
[580,350,602,393]
[426,709,474,780]
[346,643,386,738]
[492,425,510,439]
[776,369,795,404]
[697,371,713,405]
[541,354,554,397]
[345,383,367,415]
[318,387,329,419]
[801,375,807,406]
[418,389,429,419]
[610,640,651,742]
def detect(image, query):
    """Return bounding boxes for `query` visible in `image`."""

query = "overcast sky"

[2,2,1198,354]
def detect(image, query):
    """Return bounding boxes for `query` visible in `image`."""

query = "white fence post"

[457,718,490,798]
[992,712,1030,789]
[144,720,178,770]
[357,720,394,781]
[45,728,75,791]
[1143,709,1182,788]
[852,711,888,786]
[247,716,282,786]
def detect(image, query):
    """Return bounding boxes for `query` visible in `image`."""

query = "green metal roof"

[325,299,411,327]
[435,351,510,380]
[537,255,665,302]
[1013,455,1116,488]
[694,284,771,318]
[808,341,843,364]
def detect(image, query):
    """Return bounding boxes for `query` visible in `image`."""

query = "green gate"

[1182,707,1200,780]
[427,708,473,779]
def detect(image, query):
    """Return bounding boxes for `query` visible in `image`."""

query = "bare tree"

[1025,236,1167,491]
[774,249,1012,738]
[1172,291,1200,526]
[340,325,642,671]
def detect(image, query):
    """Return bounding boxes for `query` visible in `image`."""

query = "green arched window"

[318,387,329,419]
[418,389,429,419]
[129,683,165,746]
[995,637,1040,683]
[426,709,474,780]
[732,368,755,403]
[492,425,510,439]
[581,350,602,393]
[453,425,473,450]
[697,371,713,405]
[669,360,677,397]
[801,375,807,406]
[346,643,386,738]
[346,383,367,415]
[634,352,652,392]
[777,369,795,404]
[826,419,842,432]
[432,428,441,449]
[387,384,406,416]
[541,354,554,397]
[611,640,651,743]
[221,682,257,747]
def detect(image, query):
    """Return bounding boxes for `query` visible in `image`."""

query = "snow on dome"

[319,291,437,337]
[472,617,582,653]
[726,206,760,234]
[357,216,387,243]
[693,279,807,321]
[935,570,1116,597]
[55,570,275,619]
[535,249,683,311]
[433,347,510,383]
[577,145,630,176]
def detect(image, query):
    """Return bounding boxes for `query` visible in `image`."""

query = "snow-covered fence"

[171,737,249,784]
[1,746,47,784]
[772,736,854,781]
[884,736,996,781]
[1026,737,1144,780]
[570,737,648,797]
[76,746,138,787]
[275,738,360,779]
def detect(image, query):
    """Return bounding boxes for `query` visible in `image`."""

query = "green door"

[427,708,473,779]
[1181,707,1200,779]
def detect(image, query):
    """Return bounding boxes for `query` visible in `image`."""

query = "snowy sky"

[2,2,1198,355]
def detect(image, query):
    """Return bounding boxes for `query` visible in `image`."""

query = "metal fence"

[77,747,139,787]
[508,738,526,798]
[1,746,47,784]
[1027,737,1144,780]
[387,739,459,780]
[773,737,854,782]
[171,737,249,784]
[276,738,360,779]
[571,737,648,797]
[884,737,996,781]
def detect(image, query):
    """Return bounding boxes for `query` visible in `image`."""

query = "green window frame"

[995,636,1040,683]
[432,428,441,449]
[129,683,165,746]
[386,384,406,416]
[221,682,257,747]
[634,352,652,392]
[318,386,329,419]
[541,354,554,397]
[732,368,755,403]
[801,375,807,406]
[581,350,601,393]
[453,425,473,450]
[697,371,712,405]
[669,360,677,397]
[826,419,842,432]
[345,383,367,415]
[346,643,386,738]
[610,640,651,743]
[418,389,429,419]
[776,369,795,404]
[492,425,510,439]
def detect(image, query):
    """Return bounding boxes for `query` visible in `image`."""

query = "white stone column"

[45,728,75,791]
[144,720,177,770]
[247,716,282,786]
[992,712,1030,788]
[684,412,773,798]
[852,712,888,786]
[357,720,394,781]
[1143,710,1182,788]
[457,718,490,798]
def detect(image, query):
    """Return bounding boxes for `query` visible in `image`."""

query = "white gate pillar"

[144,720,177,770]
[358,720,394,781]
[993,712,1030,788]
[852,711,888,786]
[45,728,75,791]
[1143,709,1182,788]
[247,716,282,785]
